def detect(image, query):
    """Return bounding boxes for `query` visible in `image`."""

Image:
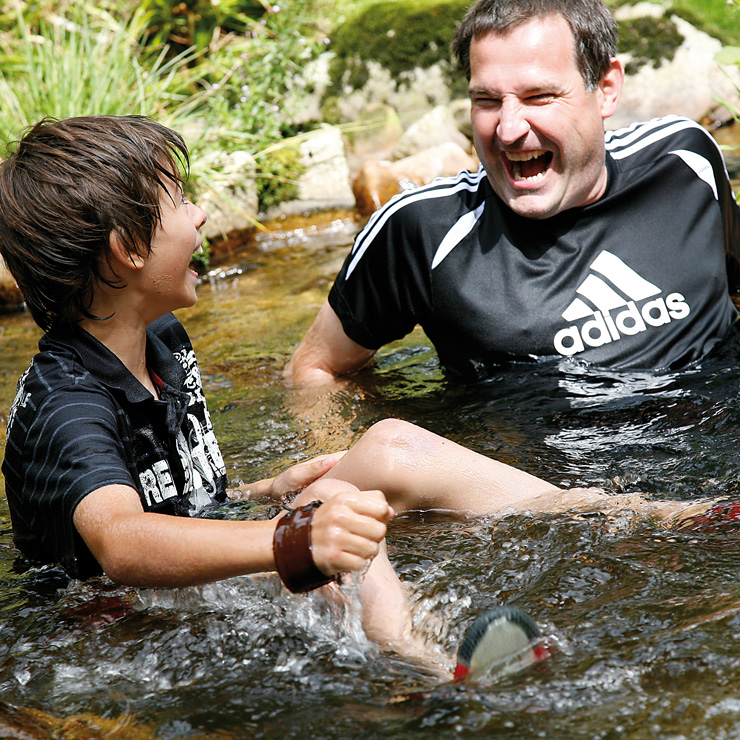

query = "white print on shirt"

[175,347,208,407]
[177,414,223,515]
[174,347,226,478]
[138,345,225,510]
[553,251,691,357]
[6,366,31,435]
[140,460,178,506]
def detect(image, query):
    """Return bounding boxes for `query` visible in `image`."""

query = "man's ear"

[598,58,624,120]
[108,229,146,271]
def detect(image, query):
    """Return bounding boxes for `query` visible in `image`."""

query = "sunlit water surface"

[2,201,740,738]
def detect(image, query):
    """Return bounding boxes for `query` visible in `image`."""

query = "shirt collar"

[40,321,186,405]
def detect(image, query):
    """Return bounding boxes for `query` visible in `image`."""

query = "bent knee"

[360,418,431,454]
[356,418,443,474]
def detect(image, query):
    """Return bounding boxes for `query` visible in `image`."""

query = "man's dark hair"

[451,0,618,90]
[0,115,190,332]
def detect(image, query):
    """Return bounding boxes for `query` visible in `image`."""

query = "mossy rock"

[256,146,305,212]
[327,0,470,99]
[617,15,684,75]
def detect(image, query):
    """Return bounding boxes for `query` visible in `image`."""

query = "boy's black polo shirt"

[3,313,227,579]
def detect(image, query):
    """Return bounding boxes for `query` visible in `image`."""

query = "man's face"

[469,15,622,219]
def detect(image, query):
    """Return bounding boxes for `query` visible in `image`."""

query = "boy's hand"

[231,451,347,501]
[306,484,395,576]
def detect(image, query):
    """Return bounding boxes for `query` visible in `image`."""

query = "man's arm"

[284,301,377,387]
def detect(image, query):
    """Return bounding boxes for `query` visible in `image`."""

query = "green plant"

[327,0,470,98]
[255,145,304,211]
[0,4,207,145]
[139,0,269,56]
[715,45,740,122]
[617,16,684,76]
[190,0,330,151]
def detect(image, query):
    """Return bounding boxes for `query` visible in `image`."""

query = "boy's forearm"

[74,485,279,588]
[101,514,279,588]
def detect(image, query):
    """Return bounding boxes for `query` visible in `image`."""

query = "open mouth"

[189,243,204,272]
[504,150,553,183]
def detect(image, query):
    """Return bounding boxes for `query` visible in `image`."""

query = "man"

[285,0,740,385]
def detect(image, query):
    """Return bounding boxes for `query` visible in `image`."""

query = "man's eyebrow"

[469,82,562,97]
[468,85,500,96]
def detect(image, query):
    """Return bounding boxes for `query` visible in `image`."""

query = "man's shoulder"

[370,167,490,227]
[605,116,722,164]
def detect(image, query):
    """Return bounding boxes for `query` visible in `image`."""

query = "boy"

[0,116,722,669]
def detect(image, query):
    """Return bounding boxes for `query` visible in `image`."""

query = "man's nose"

[497,100,530,144]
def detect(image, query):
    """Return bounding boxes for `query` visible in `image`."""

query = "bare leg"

[319,419,713,523]
[293,479,449,673]
[292,420,719,666]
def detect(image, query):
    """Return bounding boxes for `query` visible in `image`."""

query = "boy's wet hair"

[0,115,190,332]
[451,0,618,91]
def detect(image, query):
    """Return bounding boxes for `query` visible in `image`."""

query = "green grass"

[0,5,206,146]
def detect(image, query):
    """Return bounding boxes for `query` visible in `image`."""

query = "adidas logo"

[553,251,690,357]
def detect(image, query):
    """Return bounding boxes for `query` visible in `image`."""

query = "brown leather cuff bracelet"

[273,500,334,593]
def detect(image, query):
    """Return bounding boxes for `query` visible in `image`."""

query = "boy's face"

[140,178,207,316]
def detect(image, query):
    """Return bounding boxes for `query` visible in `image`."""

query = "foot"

[670,498,740,533]
[454,605,549,681]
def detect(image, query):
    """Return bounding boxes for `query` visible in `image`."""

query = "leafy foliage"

[139,0,269,54]
[256,146,304,211]
[0,0,327,215]
[0,5,206,145]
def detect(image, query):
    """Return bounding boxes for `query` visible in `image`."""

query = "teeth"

[505,149,546,162]
[506,149,548,182]
[511,163,546,182]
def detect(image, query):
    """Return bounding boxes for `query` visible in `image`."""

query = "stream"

[2,164,740,737]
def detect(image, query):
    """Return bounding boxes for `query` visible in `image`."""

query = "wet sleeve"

[688,125,740,287]
[12,387,136,578]
[327,200,434,349]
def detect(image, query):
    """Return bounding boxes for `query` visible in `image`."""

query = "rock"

[346,104,405,166]
[610,6,740,128]
[297,124,355,206]
[0,700,161,740]
[269,124,355,216]
[353,141,478,217]
[392,104,472,160]
[449,97,473,140]
[333,61,453,126]
[352,160,401,216]
[199,150,259,242]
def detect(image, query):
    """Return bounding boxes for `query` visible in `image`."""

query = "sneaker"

[673,499,740,533]
[454,605,549,681]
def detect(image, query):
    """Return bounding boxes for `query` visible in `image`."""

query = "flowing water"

[2,178,740,737]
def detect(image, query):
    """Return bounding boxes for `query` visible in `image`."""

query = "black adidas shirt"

[3,314,228,579]
[329,117,740,381]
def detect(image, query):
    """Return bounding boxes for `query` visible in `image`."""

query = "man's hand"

[230,451,347,501]
[284,301,376,387]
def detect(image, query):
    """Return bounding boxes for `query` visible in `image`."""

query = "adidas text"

[553,293,691,356]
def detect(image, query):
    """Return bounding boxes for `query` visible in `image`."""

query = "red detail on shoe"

[677,500,740,532]
[453,662,470,681]
[533,642,550,663]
